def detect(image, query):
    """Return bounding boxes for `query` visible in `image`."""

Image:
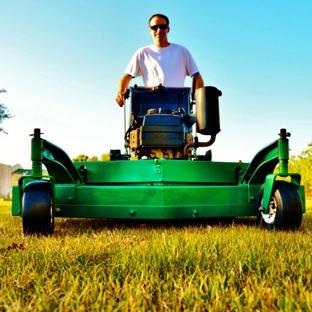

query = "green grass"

[1,200,312,311]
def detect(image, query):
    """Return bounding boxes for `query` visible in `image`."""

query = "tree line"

[71,153,110,162]
[0,89,12,134]
[289,143,312,199]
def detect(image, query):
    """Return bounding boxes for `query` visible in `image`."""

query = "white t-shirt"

[125,43,199,87]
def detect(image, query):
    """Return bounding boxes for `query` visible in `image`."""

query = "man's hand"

[116,74,132,107]
[116,92,126,107]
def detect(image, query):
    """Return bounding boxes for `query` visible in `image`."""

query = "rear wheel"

[22,180,54,235]
[256,181,302,230]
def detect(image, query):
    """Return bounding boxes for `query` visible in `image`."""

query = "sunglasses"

[150,24,168,31]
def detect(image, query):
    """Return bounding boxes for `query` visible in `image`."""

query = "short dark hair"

[148,14,169,27]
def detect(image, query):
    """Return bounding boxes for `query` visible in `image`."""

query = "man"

[116,13,204,107]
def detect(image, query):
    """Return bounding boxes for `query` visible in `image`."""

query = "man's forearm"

[118,74,132,93]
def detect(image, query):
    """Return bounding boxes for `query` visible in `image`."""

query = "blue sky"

[1,0,311,168]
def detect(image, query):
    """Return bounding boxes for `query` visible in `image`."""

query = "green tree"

[89,156,98,162]
[289,143,312,199]
[101,153,110,161]
[72,154,89,162]
[0,89,12,134]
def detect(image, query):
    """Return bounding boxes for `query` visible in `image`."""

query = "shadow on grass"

[54,216,258,235]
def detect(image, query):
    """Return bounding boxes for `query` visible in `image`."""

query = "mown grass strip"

[1,201,312,311]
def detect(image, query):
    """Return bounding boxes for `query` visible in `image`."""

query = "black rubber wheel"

[256,181,302,230]
[22,180,54,235]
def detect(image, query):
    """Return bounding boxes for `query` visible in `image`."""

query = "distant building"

[0,163,15,199]
[0,164,32,199]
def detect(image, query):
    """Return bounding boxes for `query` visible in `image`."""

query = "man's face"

[149,16,170,47]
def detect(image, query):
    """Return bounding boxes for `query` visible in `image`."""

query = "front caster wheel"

[256,181,302,230]
[22,180,54,235]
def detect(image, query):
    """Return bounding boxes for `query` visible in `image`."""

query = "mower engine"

[125,85,221,160]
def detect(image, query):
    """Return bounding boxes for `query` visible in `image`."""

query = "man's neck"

[155,41,170,48]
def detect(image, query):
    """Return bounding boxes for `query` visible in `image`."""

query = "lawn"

[1,200,312,311]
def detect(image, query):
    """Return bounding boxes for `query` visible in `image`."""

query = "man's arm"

[116,74,132,107]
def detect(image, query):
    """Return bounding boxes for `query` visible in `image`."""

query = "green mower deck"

[11,85,305,235]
